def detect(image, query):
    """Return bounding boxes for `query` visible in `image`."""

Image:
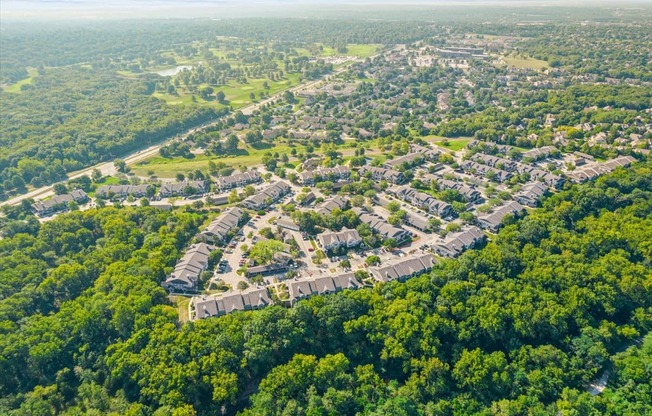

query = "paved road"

[0,59,362,209]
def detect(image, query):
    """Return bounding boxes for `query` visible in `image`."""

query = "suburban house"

[241,181,291,210]
[159,180,207,197]
[288,272,362,304]
[383,153,425,170]
[215,171,261,192]
[297,165,351,185]
[432,226,486,257]
[192,287,273,320]
[404,211,431,232]
[369,254,436,282]
[317,228,362,251]
[199,207,245,244]
[95,184,150,199]
[514,183,549,207]
[515,164,565,189]
[358,212,411,243]
[436,178,483,203]
[410,143,441,160]
[162,243,215,292]
[32,190,89,216]
[275,217,301,232]
[522,146,558,161]
[477,201,525,232]
[315,195,349,215]
[460,161,512,183]
[390,185,455,219]
[358,166,406,184]
[566,156,636,183]
[472,154,517,172]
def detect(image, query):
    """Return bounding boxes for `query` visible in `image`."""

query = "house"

[369,254,436,282]
[275,217,301,232]
[297,165,350,185]
[241,181,291,210]
[32,189,89,216]
[521,146,558,161]
[159,180,207,197]
[300,192,316,206]
[358,212,411,243]
[404,211,431,232]
[199,207,245,244]
[95,184,150,199]
[192,287,273,320]
[567,156,636,183]
[383,153,425,170]
[477,201,525,232]
[410,143,441,161]
[317,228,362,251]
[460,161,512,183]
[162,243,215,292]
[215,171,261,192]
[514,183,548,207]
[288,273,363,304]
[358,166,406,184]
[432,226,485,257]
[436,178,483,203]
[390,185,455,219]
[315,196,349,215]
[472,154,517,172]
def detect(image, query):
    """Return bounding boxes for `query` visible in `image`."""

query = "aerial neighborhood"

[23,38,649,324]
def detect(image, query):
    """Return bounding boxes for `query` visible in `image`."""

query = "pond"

[154,65,194,77]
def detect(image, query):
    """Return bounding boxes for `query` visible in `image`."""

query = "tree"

[365,255,381,266]
[114,159,128,173]
[387,201,401,213]
[228,190,240,204]
[216,90,226,103]
[339,259,351,269]
[243,185,256,197]
[53,183,68,195]
[237,281,250,291]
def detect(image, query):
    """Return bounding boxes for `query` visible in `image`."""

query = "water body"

[154,65,193,77]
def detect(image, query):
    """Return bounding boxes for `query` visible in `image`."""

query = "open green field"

[132,142,307,177]
[500,56,549,71]
[319,44,380,58]
[152,73,301,109]
[425,136,472,152]
[3,68,38,93]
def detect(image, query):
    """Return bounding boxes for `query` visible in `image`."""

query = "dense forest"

[0,162,650,415]
[0,68,220,195]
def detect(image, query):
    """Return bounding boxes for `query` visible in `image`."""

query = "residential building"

[298,165,350,185]
[199,207,245,244]
[159,180,207,197]
[358,166,406,184]
[432,226,485,258]
[215,171,261,192]
[514,183,548,207]
[358,212,411,243]
[32,190,89,216]
[477,201,525,232]
[162,243,215,292]
[241,181,291,210]
[369,254,436,282]
[315,196,349,215]
[288,272,362,304]
[390,185,455,219]
[192,287,273,319]
[316,228,362,251]
[96,184,150,199]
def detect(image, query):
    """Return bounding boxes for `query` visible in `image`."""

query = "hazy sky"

[2,0,650,20]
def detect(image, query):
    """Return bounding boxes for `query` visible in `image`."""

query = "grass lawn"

[151,73,301,110]
[3,68,38,93]
[425,136,472,152]
[170,296,191,322]
[500,56,549,71]
[132,142,306,177]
